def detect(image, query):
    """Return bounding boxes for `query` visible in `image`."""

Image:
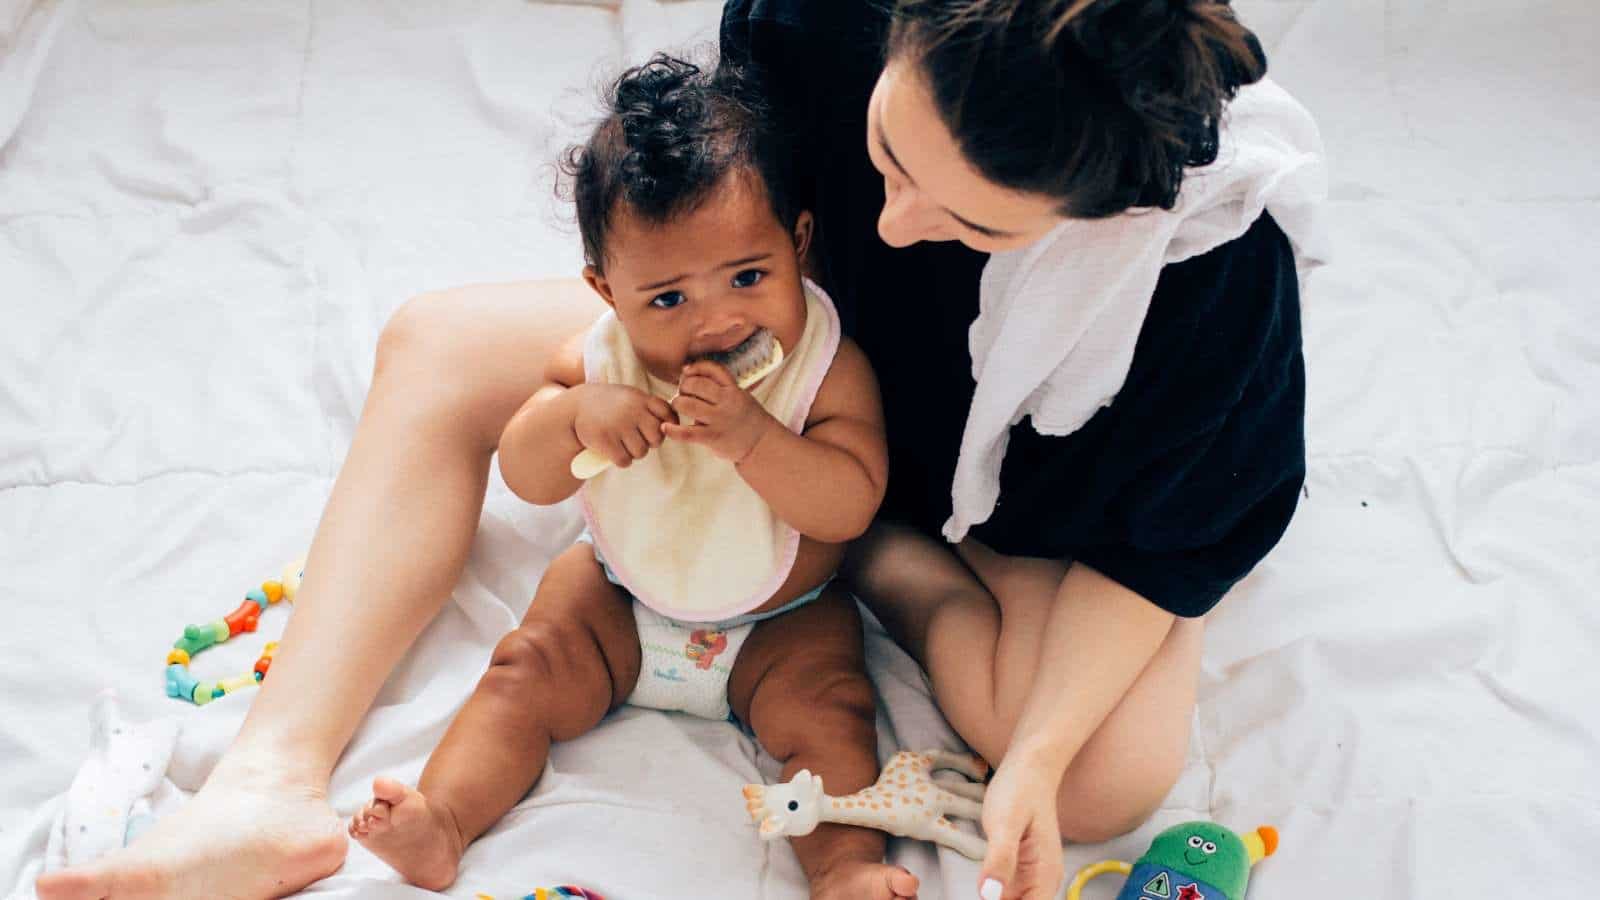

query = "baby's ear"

[792,211,814,263]
[582,265,617,310]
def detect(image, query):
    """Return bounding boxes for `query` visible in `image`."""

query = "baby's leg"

[351,544,640,889]
[729,588,918,900]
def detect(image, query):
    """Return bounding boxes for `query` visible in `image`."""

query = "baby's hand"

[572,383,676,470]
[665,360,778,463]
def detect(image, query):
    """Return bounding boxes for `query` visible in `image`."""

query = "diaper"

[626,580,833,719]
[576,532,831,720]
[628,603,755,721]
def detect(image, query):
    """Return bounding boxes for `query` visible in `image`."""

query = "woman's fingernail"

[980,878,1003,900]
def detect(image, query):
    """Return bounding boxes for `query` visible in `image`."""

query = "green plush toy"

[1067,821,1277,900]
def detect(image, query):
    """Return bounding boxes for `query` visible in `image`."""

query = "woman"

[36,1,1322,899]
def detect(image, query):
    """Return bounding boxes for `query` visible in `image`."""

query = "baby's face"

[586,172,811,385]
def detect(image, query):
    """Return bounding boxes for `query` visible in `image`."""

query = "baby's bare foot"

[348,776,465,891]
[35,757,345,900]
[810,859,920,900]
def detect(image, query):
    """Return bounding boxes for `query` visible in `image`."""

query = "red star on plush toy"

[1176,885,1205,900]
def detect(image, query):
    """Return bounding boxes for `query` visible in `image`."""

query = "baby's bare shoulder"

[807,337,882,425]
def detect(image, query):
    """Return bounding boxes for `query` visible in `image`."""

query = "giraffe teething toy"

[743,749,991,859]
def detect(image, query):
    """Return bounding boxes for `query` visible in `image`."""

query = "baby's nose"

[692,321,749,355]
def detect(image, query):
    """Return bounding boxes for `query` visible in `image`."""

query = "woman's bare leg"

[36,279,606,900]
[845,524,1203,843]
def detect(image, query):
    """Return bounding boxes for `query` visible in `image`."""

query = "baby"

[348,56,917,900]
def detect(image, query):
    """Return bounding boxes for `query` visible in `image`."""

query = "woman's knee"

[372,292,506,447]
[377,292,461,380]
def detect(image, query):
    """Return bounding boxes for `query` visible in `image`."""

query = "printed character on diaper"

[685,628,728,669]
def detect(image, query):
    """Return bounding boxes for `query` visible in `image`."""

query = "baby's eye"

[731,269,766,289]
[1203,841,1217,854]
[1188,836,1204,848]
[650,291,686,309]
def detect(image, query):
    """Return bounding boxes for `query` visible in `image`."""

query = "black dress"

[721,0,1306,617]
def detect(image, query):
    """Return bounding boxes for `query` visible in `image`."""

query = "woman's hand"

[978,754,1065,900]
[664,360,779,462]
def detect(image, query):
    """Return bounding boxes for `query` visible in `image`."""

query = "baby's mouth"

[690,329,762,367]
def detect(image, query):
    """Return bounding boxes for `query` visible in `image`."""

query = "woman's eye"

[732,269,765,289]
[1188,836,1204,848]
[650,291,685,309]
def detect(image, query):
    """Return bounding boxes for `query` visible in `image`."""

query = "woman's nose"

[877,185,942,248]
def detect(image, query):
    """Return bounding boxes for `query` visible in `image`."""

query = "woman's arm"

[972,561,1176,899]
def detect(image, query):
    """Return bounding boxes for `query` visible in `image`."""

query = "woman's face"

[867,59,1064,254]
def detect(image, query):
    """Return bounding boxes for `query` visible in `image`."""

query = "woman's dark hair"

[888,0,1267,219]
[561,54,796,270]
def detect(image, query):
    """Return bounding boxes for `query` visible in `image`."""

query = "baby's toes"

[352,801,390,835]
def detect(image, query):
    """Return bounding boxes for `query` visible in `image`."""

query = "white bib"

[578,280,841,622]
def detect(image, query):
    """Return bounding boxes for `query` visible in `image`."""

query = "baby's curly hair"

[562,54,796,271]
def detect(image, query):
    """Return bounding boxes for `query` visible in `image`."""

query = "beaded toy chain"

[473,883,604,890]
[163,559,302,706]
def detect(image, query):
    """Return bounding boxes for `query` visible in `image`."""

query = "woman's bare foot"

[34,755,345,900]
[347,776,465,891]
[810,859,920,900]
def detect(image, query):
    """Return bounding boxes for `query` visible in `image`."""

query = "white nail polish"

[980,877,1003,900]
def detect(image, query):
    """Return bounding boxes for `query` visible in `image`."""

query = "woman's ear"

[792,210,815,263]
[582,265,617,310]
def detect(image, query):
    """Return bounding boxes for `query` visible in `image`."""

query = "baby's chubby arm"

[668,337,887,543]
[498,332,675,506]
[740,338,887,542]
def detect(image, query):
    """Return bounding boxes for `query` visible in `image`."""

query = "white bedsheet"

[2,1,1596,898]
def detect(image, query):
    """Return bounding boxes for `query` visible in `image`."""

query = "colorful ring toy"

[473,883,604,890]
[163,558,303,705]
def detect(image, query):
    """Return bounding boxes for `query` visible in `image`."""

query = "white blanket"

[3,1,1597,898]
